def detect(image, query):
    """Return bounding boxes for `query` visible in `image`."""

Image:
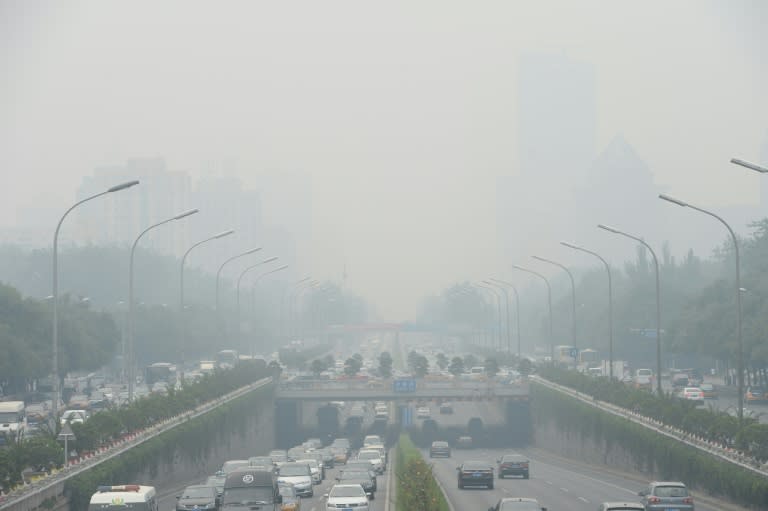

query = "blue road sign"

[569,348,578,359]
[393,379,416,393]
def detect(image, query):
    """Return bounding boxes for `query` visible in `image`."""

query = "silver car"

[599,503,644,511]
[639,482,694,511]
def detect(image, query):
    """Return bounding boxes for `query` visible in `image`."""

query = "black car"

[344,461,378,490]
[429,441,451,458]
[176,484,218,511]
[497,454,530,479]
[337,469,376,499]
[457,460,494,489]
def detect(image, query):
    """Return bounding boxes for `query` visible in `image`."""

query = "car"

[457,460,494,489]
[295,459,322,484]
[416,406,431,419]
[488,497,547,511]
[336,469,375,499]
[456,436,473,448]
[248,456,276,469]
[269,450,290,465]
[429,441,451,458]
[278,483,301,511]
[329,446,348,464]
[315,448,335,468]
[671,373,690,390]
[357,450,384,474]
[204,474,225,501]
[176,485,218,511]
[598,503,644,511]
[681,387,704,403]
[745,386,767,403]
[497,454,529,479]
[439,402,454,414]
[60,409,87,425]
[325,484,369,511]
[698,383,717,399]
[277,463,314,497]
[638,481,694,510]
[363,435,381,447]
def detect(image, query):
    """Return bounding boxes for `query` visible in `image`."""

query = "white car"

[681,387,704,403]
[325,484,369,511]
[363,435,382,447]
[416,406,431,419]
[60,409,87,425]
[357,450,384,474]
[277,463,314,497]
[296,458,322,484]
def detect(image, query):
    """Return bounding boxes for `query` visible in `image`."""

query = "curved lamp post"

[560,241,614,379]
[215,247,262,313]
[532,255,577,351]
[128,208,198,401]
[659,193,744,421]
[598,224,663,395]
[490,278,522,358]
[477,283,503,351]
[52,180,139,414]
[512,265,553,363]
[483,280,511,354]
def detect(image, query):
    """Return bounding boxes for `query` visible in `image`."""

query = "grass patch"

[396,434,451,511]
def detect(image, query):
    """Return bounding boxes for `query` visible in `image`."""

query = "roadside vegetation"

[395,433,450,511]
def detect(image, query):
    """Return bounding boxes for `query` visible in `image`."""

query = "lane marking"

[526,452,637,496]
[545,480,553,485]
[384,447,394,511]
[560,487,569,492]
[578,497,589,503]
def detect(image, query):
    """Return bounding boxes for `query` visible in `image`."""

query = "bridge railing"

[277,377,529,394]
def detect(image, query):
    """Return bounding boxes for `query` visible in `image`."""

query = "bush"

[396,434,449,511]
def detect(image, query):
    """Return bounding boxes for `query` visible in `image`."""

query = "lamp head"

[658,194,688,208]
[731,158,768,173]
[560,241,580,250]
[215,229,235,239]
[261,256,279,264]
[107,180,140,193]
[174,209,199,220]
[597,224,619,234]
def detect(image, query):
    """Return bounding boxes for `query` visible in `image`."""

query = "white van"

[89,485,158,511]
[0,401,26,444]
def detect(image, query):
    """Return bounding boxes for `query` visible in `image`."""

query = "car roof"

[650,481,687,486]
[601,503,644,510]
[462,460,492,468]
[500,453,527,459]
[499,497,540,503]
[431,441,449,445]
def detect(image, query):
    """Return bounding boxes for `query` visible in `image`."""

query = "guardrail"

[0,377,272,511]
[532,376,768,477]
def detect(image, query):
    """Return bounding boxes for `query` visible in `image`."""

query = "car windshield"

[500,502,541,511]
[463,461,490,470]
[205,476,224,489]
[222,461,249,473]
[222,486,274,505]
[182,487,213,499]
[432,442,448,447]
[278,486,296,498]
[501,455,526,462]
[0,412,20,422]
[358,452,379,459]
[249,457,273,466]
[654,485,689,497]
[279,465,310,476]
[330,486,365,498]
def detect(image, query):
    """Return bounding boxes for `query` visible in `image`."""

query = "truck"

[0,401,26,445]
[592,360,629,380]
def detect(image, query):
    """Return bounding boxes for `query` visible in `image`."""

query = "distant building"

[760,133,768,215]
[76,158,192,257]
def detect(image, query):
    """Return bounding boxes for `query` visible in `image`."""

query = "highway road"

[156,452,394,511]
[428,445,725,511]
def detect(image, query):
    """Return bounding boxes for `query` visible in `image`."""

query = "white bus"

[89,485,158,511]
[0,401,26,444]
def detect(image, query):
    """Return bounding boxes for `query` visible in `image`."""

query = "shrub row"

[69,361,272,454]
[538,366,768,462]
[396,434,450,511]
[532,382,768,508]
[65,382,272,510]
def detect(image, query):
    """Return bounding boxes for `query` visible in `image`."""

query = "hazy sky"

[2,1,767,319]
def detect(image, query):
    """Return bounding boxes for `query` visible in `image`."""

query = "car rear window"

[463,461,491,470]
[654,485,689,497]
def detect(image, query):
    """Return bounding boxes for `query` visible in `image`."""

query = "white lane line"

[384,447,394,511]
[527,453,638,496]
[546,480,554,485]
[560,487,569,492]
[578,497,589,503]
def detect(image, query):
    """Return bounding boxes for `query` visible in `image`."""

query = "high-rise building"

[76,158,192,256]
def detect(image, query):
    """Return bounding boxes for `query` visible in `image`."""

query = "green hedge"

[539,366,768,461]
[65,381,272,510]
[532,382,768,508]
[396,434,450,511]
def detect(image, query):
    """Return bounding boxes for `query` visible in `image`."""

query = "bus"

[89,485,158,511]
[144,363,177,387]
[555,345,577,367]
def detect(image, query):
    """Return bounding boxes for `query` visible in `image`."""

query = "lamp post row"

[53,181,292,409]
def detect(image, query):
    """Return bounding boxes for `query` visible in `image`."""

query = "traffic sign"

[393,379,416,393]
[569,348,578,359]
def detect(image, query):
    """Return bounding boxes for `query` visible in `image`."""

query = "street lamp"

[532,256,577,351]
[446,286,482,346]
[246,264,289,354]
[292,281,321,341]
[477,283,503,351]
[490,278,522,358]
[659,193,744,421]
[128,208,199,401]
[52,179,139,415]
[730,158,768,173]
[512,265,553,362]
[483,280,511,353]
[237,257,279,324]
[560,241,614,379]
[179,229,234,365]
[215,247,262,313]
[282,277,312,340]
[598,224,663,395]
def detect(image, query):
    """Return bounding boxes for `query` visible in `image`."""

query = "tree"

[435,353,448,371]
[310,359,327,377]
[344,356,362,376]
[448,357,464,376]
[484,357,499,377]
[463,354,478,369]
[378,352,393,378]
[413,355,429,378]
[407,350,420,371]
